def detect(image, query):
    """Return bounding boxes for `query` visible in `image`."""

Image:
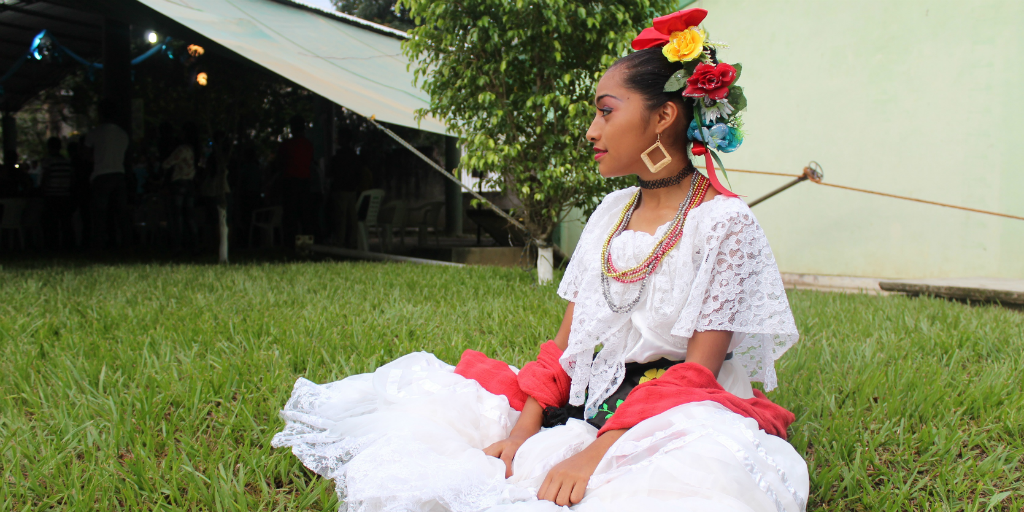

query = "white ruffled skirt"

[272,352,809,512]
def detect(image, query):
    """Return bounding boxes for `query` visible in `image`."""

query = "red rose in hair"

[682,62,737,101]
[631,8,708,50]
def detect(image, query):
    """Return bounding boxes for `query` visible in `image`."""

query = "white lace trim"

[557,189,799,418]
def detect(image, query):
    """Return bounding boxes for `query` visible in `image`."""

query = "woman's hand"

[484,396,544,478]
[483,435,527,478]
[537,428,626,506]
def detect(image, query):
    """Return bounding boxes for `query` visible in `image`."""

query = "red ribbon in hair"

[631,8,709,50]
[691,142,738,197]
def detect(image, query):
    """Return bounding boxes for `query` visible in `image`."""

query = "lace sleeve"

[556,238,587,302]
[672,200,799,390]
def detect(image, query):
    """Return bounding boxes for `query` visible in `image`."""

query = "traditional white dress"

[273,189,808,512]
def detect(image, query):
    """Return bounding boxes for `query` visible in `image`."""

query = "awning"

[135,0,447,135]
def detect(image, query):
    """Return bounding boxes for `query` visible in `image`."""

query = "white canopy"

[138,0,447,134]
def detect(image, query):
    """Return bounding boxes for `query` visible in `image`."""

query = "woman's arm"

[482,302,575,478]
[552,302,574,351]
[537,329,734,505]
[684,329,733,378]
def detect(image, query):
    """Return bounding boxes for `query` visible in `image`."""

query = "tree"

[400,0,675,247]
[333,0,414,31]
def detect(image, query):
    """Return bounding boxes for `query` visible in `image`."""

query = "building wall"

[685,0,1024,279]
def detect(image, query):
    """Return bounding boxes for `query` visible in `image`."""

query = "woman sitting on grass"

[274,8,807,512]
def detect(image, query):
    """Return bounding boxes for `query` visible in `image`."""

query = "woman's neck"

[637,166,696,210]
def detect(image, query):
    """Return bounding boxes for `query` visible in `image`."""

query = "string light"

[187,44,205,57]
[147,31,158,44]
[196,72,208,86]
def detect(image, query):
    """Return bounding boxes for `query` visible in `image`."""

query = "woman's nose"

[585,118,600,143]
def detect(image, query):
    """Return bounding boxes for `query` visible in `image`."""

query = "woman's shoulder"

[692,194,758,226]
[591,186,638,219]
[602,186,638,206]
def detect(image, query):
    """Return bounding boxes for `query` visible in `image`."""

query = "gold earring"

[641,133,672,174]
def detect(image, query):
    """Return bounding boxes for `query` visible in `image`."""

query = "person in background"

[277,114,314,247]
[84,99,130,250]
[157,120,178,162]
[202,131,232,261]
[162,121,200,255]
[326,140,360,246]
[39,137,75,250]
[232,144,263,247]
[68,138,92,246]
[0,149,33,197]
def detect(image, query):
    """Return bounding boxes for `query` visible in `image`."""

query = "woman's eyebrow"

[595,94,620,104]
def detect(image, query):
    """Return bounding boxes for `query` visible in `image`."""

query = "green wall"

[691,0,1024,279]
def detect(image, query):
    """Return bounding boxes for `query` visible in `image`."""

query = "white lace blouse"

[557,187,799,419]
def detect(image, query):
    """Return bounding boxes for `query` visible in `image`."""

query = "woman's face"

[586,66,658,179]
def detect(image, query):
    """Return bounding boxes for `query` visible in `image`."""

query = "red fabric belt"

[455,347,795,440]
[597,362,795,438]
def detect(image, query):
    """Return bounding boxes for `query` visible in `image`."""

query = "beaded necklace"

[600,173,711,314]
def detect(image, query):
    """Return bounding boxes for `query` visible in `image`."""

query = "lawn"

[1,260,1021,511]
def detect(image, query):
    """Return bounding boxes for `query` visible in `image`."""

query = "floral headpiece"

[633,8,746,198]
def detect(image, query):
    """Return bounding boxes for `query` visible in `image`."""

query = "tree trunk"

[537,244,553,285]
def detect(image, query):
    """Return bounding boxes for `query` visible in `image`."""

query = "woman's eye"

[599,107,612,117]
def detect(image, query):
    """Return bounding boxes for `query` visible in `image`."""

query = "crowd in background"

[0,99,370,256]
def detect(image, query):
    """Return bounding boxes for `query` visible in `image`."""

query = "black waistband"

[541,352,732,430]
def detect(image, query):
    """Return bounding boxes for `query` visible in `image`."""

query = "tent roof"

[0,1,105,113]
[136,0,446,134]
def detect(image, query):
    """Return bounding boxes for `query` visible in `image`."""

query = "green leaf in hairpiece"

[726,86,747,113]
[663,69,690,93]
[731,63,742,84]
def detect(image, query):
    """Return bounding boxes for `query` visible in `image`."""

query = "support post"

[102,18,132,132]
[444,136,463,236]
[1,112,15,157]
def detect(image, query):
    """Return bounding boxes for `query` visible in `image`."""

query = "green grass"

[0,260,1021,511]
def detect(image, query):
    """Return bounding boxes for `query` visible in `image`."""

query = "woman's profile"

[273,8,808,511]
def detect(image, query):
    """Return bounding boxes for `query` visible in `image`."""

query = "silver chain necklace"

[601,175,701,314]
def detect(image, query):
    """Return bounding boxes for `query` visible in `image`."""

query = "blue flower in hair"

[688,119,743,153]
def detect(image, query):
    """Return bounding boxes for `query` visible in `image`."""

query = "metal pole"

[746,162,824,208]
[444,136,463,236]
[1,113,15,156]
[747,176,807,208]
[102,18,132,132]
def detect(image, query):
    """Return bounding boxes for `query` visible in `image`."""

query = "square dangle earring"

[641,133,672,174]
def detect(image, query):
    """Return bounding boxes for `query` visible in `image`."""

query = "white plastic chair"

[0,198,28,250]
[379,200,407,252]
[355,189,385,252]
[250,206,283,247]
[411,201,444,246]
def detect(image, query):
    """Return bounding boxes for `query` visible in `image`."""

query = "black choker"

[637,166,695,189]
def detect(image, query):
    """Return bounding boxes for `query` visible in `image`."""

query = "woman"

[274,8,807,512]
[162,121,201,254]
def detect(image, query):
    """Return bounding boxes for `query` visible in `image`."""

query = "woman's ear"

[653,101,682,135]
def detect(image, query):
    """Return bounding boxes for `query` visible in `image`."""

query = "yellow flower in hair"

[662,27,705,63]
[639,368,667,384]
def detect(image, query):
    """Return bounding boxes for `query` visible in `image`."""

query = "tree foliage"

[399,0,675,244]
[333,0,414,31]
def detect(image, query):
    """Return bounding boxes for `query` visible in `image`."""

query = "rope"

[364,116,539,243]
[699,165,1024,222]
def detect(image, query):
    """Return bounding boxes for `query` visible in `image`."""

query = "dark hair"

[289,114,306,134]
[180,121,201,165]
[47,136,62,154]
[610,48,694,142]
[97,98,118,122]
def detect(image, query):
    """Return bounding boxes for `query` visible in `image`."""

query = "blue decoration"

[0,30,175,94]
[688,119,743,153]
